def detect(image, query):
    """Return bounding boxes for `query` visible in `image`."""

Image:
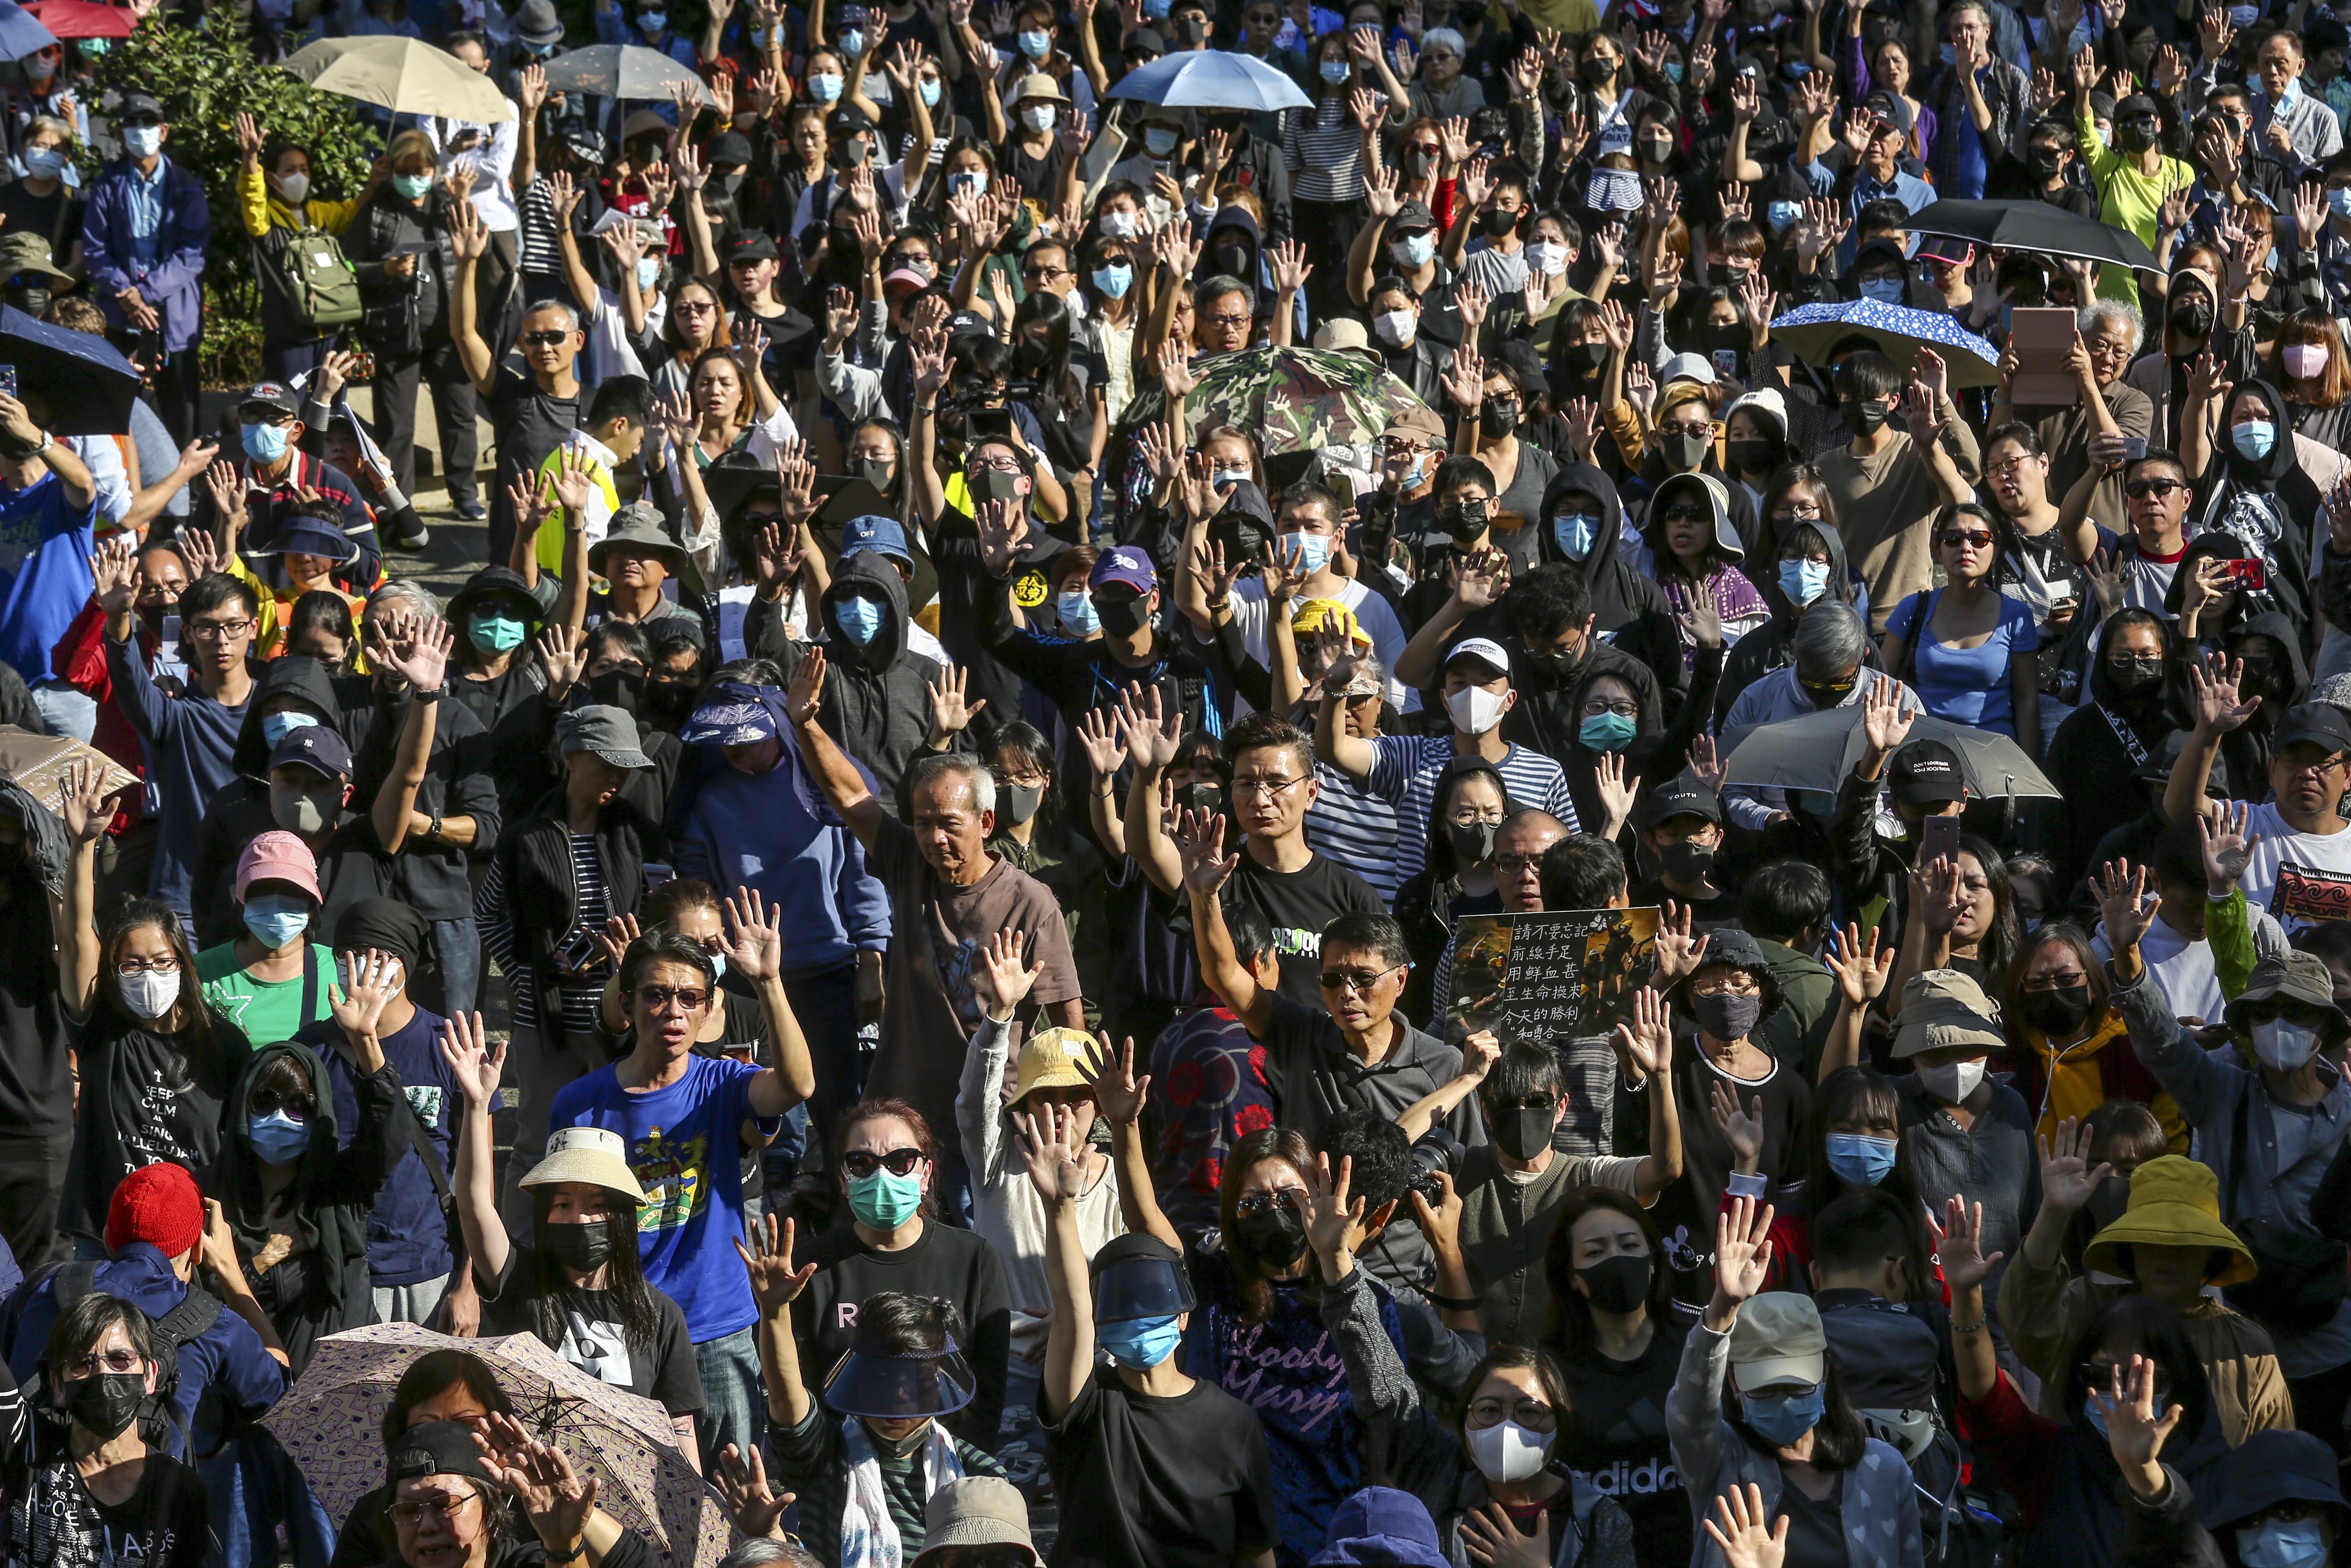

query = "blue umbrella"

[1106,48,1311,112]
[0,0,58,57]
[0,303,140,435]
[1767,298,2002,389]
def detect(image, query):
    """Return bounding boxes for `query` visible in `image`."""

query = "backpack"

[256,217,364,338]
[5,1260,223,1450]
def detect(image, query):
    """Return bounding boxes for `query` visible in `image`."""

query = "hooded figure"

[227,654,346,780]
[2042,607,2185,893]
[762,552,937,815]
[1715,513,1867,722]
[1535,461,1677,669]
[1636,471,1771,692]
[204,1038,400,1373]
[1558,637,1718,844]
[2209,609,2311,794]
[2186,379,2321,658]
[2125,260,2256,451]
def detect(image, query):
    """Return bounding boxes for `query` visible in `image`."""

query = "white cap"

[1659,351,1719,387]
[1445,636,1512,676]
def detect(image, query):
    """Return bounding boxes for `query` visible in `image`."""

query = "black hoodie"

[2041,609,2186,894]
[1534,461,1678,677]
[752,551,940,817]
[2215,608,2310,794]
[2187,378,2318,659]
[1715,515,1873,724]
[1555,643,1721,845]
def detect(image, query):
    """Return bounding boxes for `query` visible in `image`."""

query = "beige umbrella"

[0,726,138,808]
[280,36,515,123]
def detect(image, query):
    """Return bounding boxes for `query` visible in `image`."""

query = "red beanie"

[106,1163,204,1260]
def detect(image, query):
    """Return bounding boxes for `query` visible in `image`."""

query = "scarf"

[839,1417,964,1568]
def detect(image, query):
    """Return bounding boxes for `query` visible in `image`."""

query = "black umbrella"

[1907,199,2161,272]
[539,42,705,102]
[0,304,141,435]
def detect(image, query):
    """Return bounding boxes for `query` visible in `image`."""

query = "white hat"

[1659,351,1719,387]
[1445,636,1512,676]
[521,1126,649,1203]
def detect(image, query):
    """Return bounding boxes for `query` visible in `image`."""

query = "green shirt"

[198,942,341,1048]
[2076,105,2195,301]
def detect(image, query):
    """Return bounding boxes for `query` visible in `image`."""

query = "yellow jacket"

[237,162,366,241]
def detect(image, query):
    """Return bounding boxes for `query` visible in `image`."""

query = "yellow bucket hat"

[1012,1026,1103,1104]
[1292,598,1372,647]
[2082,1154,2256,1286]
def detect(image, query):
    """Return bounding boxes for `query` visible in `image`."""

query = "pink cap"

[235,830,322,902]
[882,266,930,293]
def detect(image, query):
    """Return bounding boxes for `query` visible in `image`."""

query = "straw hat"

[2082,1154,2255,1287]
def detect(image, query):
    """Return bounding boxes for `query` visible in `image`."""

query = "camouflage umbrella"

[261,1323,732,1568]
[1121,345,1430,456]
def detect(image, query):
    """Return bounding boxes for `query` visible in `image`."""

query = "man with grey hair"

[786,645,1084,1218]
[1719,602,1920,832]
[1193,274,1257,353]
[451,195,586,566]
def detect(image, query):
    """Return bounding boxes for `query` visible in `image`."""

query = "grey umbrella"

[540,42,706,101]
[1721,704,2061,799]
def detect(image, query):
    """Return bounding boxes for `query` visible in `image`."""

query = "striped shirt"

[1304,761,1405,904]
[1283,92,1369,203]
[476,832,614,1038]
[1368,736,1580,887]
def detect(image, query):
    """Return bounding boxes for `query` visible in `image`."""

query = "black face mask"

[9,287,48,317]
[1095,593,1151,637]
[1482,397,1520,438]
[2017,981,2092,1036]
[1726,437,1782,475]
[1493,1103,1554,1161]
[1564,341,1609,374]
[1575,1252,1652,1314]
[1176,14,1209,42]
[1661,838,1716,884]
[2118,119,2161,154]
[970,465,1027,506]
[2172,295,2214,341]
[1401,146,1436,178]
[1235,1204,1310,1266]
[719,168,747,197]
[2107,659,2163,696]
[1439,502,1490,544]
[1479,207,1518,238]
[63,1371,146,1438]
[1521,644,1582,679]
[544,1219,615,1272]
[2085,1173,2133,1230]
[1174,781,1224,817]
[1213,242,1253,278]
[1447,819,1496,867]
[1843,400,1890,437]
[644,679,700,725]
[2028,149,2066,178]
[588,668,644,716]
[1581,56,1616,85]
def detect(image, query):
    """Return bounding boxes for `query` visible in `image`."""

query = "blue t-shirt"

[0,470,96,683]
[310,1004,458,1289]
[1887,588,2040,737]
[1951,70,1990,199]
[550,1054,760,1343]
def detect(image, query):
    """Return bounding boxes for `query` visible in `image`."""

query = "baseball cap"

[556,705,656,770]
[520,1125,649,1201]
[235,830,322,902]
[826,103,876,135]
[239,380,301,417]
[705,130,754,168]
[1887,738,1966,807]
[1657,352,1717,388]
[1090,545,1156,594]
[1728,1292,1827,1392]
[390,1422,502,1489]
[268,724,352,782]
[726,230,780,264]
[1444,637,1511,678]
[2274,703,2351,758]
[1390,199,1438,235]
[883,265,931,293]
[106,1162,204,1260]
[116,91,164,125]
[1387,403,1448,447]
[1640,769,1723,828]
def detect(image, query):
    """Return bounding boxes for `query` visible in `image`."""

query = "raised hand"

[1079,1033,1149,1125]
[2198,798,2259,891]
[1017,1099,1089,1206]
[1613,986,1672,1077]
[90,536,140,615]
[1917,855,1965,938]
[786,644,827,726]
[2096,1354,2182,1480]
[438,1010,507,1107]
[1301,1151,1365,1262]
[713,1444,795,1542]
[732,1210,819,1313]
[926,664,988,738]
[1175,807,1240,898]
[1711,1080,1766,1171]
[472,1414,599,1550]
[331,949,404,1042]
[1860,678,1915,762]
[2038,1116,2115,1215]
[2189,651,2258,734]
[1713,1194,1775,1305]
[2094,858,2156,952]
[589,911,643,972]
[1594,749,1639,840]
[1822,922,1893,1008]
[1703,1485,1789,1568]
[536,623,586,697]
[718,885,785,982]
[1931,1193,2004,1295]
[1652,899,1710,987]
[1117,682,1182,773]
[971,925,1044,1020]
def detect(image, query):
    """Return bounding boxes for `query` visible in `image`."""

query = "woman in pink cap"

[195,832,339,1052]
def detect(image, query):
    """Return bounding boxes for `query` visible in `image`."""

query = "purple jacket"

[80,156,212,355]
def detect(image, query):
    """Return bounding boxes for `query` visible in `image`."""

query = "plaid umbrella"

[1120,345,1430,457]
[260,1323,733,1568]
[1767,298,2002,389]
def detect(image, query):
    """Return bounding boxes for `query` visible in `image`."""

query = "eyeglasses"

[969,456,1023,474]
[841,1147,927,1178]
[1202,311,1251,329]
[1658,423,1712,440]
[61,1350,145,1377]
[1405,141,1441,156]
[2125,478,2185,499]
[1320,963,1403,994]
[1691,975,1761,997]
[521,330,572,347]
[1023,263,1069,281]
[1465,1397,1557,1431]
[1231,773,1307,798]
[187,617,256,640]
[1985,456,2035,478]
[1494,853,1547,874]
[2279,752,2348,776]
[1235,1188,1305,1217]
[674,299,718,315]
[1581,698,1639,717]
[1939,530,1994,549]
[636,984,711,1010]
[116,957,180,975]
[391,1494,482,1527]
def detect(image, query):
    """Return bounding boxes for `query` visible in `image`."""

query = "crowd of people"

[8,0,2351,1563]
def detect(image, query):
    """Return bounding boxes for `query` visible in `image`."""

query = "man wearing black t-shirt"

[450,200,583,569]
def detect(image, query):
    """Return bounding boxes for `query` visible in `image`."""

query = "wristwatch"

[428,812,443,841]
[412,686,445,704]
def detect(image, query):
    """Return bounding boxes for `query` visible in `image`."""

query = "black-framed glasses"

[1231,773,1306,799]
[116,957,181,975]
[1235,1188,1304,1217]
[636,983,710,1010]
[1657,423,1711,441]
[1494,853,1547,874]
[1581,698,1639,717]
[2125,478,2185,499]
[187,617,256,640]
[841,1147,926,1178]
[1465,1396,1557,1431]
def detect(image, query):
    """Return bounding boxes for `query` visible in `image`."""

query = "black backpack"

[5,1261,223,1449]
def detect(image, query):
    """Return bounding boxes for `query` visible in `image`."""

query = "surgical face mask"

[840,27,865,54]
[1144,125,1180,155]
[1693,991,1762,1041]
[391,171,433,201]
[241,421,290,465]
[23,146,65,180]
[247,1109,310,1164]
[1098,1313,1182,1368]
[242,894,312,949]
[2084,1395,2112,1438]
[2287,344,2329,380]
[1019,27,1052,56]
[271,171,311,206]
[636,256,662,292]
[1210,467,1251,491]
[1280,531,1330,574]
[260,709,319,748]
[2227,1,2257,23]
[834,593,886,646]
[2237,1520,2330,1568]
[810,72,844,102]
[1553,513,1599,561]
[1919,1058,1986,1104]
[2332,186,2351,220]
[123,125,162,159]
[63,1373,148,1439]
[947,170,988,198]
[270,782,340,836]
[1057,590,1101,635]
[118,967,181,1020]
[543,1217,614,1272]
[2233,420,2279,460]
[1860,276,1907,304]
[637,7,665,28]
[1320,59,1351,83]
[1022,103,1058,133]
[1526,240,1568,277]
[1446,685,1508,736]
[920,77,943,107]
[1766,199,1802,234]
[848,1166,925,1229]
[1090,260,1136,300]
[1778,559,1830,605]
[1391,232,1436,269]
[1373,308,1416,347]
[1665,60,1684,81]
[1001,782,1045,826]
[1740,1386,1826,1447]
[1468,1419,1555,1484]
[2253,1016,2321,1072]
[1824,1133,1898,1187]
[1580,713,1636,752]
[1147,0,1173,18]
[1102,208,1140,238]
[470,613,527,653]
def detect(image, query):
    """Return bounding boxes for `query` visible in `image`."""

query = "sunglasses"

[251,1087,315,1120]
[1939,530,1994,549]
[636,984,710,1010]
[841,1147,926,1178]
[521,330,572,347]
[1234,1188,1303,1217]
[2125,478,2185,498]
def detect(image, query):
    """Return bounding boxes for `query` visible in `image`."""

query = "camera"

[1406,1128,1464,1207]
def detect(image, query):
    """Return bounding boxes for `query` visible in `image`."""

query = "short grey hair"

[368,579,441,620]
[1792,601,1868,683]
[1197,274,1257,319]
[522,297,583,334]
[718,1543,822,1568]
[1421,25,1465,56]
[2077,298,2144,360]
[907,750,997,816]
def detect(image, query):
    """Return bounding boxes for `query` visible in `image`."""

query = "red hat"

[106,1162,205,1260]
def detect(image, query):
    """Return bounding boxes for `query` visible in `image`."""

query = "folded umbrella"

[1106,48,1311,112]
[0,303,142,434]
[0,0,58,55]
[539,41,706,102]
[1721,704,2061,798]
[262,1323,730,1568]
[1767,298,2002,389]
[1907,198,2160,273]
[281,36,515,123]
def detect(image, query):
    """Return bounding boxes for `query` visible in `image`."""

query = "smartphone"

[2216,557,2269,591]
[2122,435,2148,462]
[1711,348,1740,379]
[1919,813,1961,866]
[0,366,16,400]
